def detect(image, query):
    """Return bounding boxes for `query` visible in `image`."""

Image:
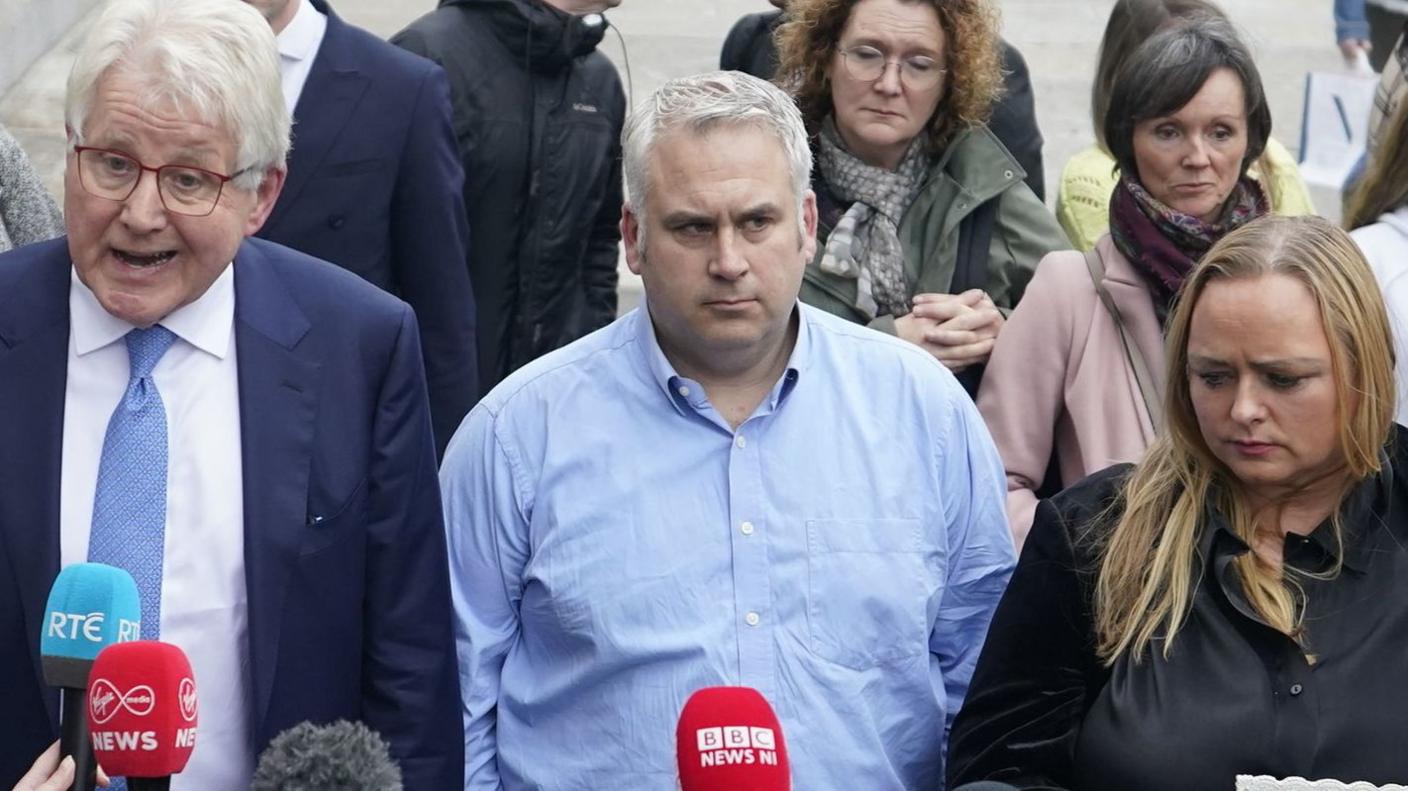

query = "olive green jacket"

[801,125,1068,332]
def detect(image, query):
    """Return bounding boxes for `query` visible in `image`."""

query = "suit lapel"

[0,240,71,725]
[232,240,320,733]
[265,3,371,231]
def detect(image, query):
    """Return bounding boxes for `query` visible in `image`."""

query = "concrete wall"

[0,0,99,96]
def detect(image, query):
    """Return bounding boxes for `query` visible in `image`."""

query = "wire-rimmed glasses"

[838,45,947,90]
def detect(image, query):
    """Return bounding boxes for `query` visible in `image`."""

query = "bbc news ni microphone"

[86,641,198,791]
[250,719,403,791]
[40,563,142,791]
[676,686,791,790]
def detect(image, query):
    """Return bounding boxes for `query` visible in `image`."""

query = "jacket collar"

[452,0,607,74]
[230,239,320,734]
[1198,438,1404,589]
[263,0,372,234]
[925,125,1026,207]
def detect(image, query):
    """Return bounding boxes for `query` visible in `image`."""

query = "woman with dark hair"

[978,18,1274,546]
[1055,0,1312,252]
[774,0,1066,390]
[952,215,1408,789]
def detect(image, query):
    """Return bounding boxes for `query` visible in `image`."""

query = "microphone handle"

[127,779,171,791]
[59,686,96,791]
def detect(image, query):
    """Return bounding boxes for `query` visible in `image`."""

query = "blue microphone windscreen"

[41,563,142,687]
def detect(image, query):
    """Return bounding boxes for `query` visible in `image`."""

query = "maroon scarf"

[1108,176,1269,320]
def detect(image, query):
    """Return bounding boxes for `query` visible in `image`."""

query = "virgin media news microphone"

[41,563,143,791]
[86,641,198,791]
[250,719,403,791]
[676,686,791,790]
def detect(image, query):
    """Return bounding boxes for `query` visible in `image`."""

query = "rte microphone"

[40,563,143,791]
[250,719,403,791]
[86,641,198,791]
[676,686,791,790]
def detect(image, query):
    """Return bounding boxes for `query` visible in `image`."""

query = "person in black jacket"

[720,0,1048,202]
[948,216,1408,790]
[392,0,626,394]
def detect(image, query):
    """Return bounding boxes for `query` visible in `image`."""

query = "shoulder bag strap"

[1084,248,1162,432]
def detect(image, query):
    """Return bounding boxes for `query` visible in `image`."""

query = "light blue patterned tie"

[88,325,177,644]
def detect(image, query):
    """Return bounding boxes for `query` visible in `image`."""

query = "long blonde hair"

[1094,215,1397,664]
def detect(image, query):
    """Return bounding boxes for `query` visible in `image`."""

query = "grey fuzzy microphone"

[250,720,403,791]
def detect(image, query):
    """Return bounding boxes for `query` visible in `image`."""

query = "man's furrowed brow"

[661,210,715,227]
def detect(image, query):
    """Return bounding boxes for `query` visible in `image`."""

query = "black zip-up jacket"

[393,0,625,393]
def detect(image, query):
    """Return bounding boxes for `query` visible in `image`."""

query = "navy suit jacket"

[0,238,463,789]
[258,0,477,457]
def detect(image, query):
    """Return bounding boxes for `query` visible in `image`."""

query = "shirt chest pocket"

[805,518,928,670]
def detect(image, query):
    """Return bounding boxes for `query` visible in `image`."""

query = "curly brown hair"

[774,0,1004,153]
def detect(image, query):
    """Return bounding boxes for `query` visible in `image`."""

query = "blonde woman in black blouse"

[948,215,1406,790]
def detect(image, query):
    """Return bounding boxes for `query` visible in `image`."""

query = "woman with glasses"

[774,0,1066,392]
[978,17,1274,547]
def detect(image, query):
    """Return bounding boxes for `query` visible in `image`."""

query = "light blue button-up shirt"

[440,303,1016,790]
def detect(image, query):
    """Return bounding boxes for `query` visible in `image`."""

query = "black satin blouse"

[948,433,1408,790]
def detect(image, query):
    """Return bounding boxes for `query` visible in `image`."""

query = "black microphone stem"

[127,779,170,791]
[59,687,96,791]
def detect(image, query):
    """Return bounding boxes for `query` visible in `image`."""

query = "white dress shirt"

[60,266,253,789]
[277,0,328,116]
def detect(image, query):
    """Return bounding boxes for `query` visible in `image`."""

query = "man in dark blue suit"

[247,0,477,457]
[0,1,461,787]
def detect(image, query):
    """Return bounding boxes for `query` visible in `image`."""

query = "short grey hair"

[65,0,290,191]
[622,71,812,227]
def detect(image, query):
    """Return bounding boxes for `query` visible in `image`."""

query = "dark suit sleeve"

[389,63,479,457]
[361,305,464,789]
[580,84,624,334]
[988,40,1046,203]
[946,499,1102,790]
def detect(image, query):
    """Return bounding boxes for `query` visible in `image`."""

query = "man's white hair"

[65,0,290,191]
[622,71,813,231]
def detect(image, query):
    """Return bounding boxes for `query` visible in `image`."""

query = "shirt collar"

[69,263,236,360]
[1199,463,1394,581]
[631,300,812,416]
[277,0,325,64]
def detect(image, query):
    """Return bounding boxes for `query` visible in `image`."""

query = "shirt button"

[1004,169,1014,179]
[677,385,690,397]
[1290,683,1304,696]
[740,521,755,536]
[745,612,760,626]
[735,435,747,449]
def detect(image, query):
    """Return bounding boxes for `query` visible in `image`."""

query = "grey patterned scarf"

[816,117,929,319]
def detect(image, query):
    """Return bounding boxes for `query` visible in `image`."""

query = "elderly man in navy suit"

[0,0,461,787]
[245,0,477,457]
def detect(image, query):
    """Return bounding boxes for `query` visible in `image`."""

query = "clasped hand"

[894,289,1004,372]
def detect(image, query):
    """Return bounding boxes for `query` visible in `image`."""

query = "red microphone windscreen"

[86,640,198,778]
[676,686,790,790]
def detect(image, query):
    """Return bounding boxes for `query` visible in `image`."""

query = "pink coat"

[977,235,1165,547]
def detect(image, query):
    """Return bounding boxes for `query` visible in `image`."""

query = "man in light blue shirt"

[439,70,1016,790]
